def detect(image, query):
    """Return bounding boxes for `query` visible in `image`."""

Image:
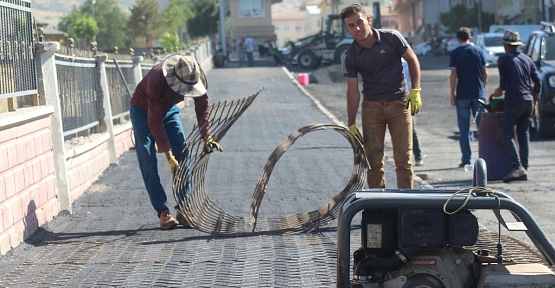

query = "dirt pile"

[309,64,344,85]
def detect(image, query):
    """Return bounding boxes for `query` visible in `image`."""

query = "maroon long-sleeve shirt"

[130,62,210,152]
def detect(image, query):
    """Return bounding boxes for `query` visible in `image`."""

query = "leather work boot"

[159,210,179,230]
[176,211,193,228]
[502,167,528,183]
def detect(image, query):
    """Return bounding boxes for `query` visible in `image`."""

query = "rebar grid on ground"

[173,88,369,235]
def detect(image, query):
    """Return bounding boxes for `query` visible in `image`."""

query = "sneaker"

[415,159,424,166]
[502,167,528,183]
[159,210,178,230]
[176,211,193,228]
[459,163,471,168]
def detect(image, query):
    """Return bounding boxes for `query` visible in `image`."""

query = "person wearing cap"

[492,30,541,183]
[449,27,488,169]
[340,4,422,189]
[130,55,222,230]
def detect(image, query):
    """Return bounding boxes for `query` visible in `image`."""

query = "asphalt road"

[299,55,555,245]
[0,56,553,287]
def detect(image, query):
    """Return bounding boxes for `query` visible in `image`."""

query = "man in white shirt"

[244,35,256,66]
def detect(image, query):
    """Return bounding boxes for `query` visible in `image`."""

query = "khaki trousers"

[361,99,413,189]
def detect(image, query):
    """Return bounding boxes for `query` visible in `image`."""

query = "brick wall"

[0,107,58,255]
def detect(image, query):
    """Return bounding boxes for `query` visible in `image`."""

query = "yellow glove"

[204,138,223,153]
[168,156,178,177]
[348,124,363,144]
[406,88,422,116]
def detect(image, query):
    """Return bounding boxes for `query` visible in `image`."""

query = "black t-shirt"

[342,28,409,101]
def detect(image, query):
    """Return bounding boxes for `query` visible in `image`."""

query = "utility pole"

[219,0,227,56]
[478,0,482,33]
[541,0,546,21]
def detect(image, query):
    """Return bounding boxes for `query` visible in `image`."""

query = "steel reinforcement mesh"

[55,54,99,136]
[173,89,370,235]
[105,60,135,118]
[0,0,37,98]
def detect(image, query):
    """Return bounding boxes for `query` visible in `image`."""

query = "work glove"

[406,88,422,116]
[168,156,178,178]
[532,102,537,118]
[204,138,223,153]
[348,124,363,144]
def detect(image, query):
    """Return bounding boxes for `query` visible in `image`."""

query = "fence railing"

[54,54,99,138]
[0,0,37,112]
[1,0,213,140]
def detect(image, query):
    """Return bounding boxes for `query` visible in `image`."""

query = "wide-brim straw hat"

[498,30,524,46]
[162,55,207,97]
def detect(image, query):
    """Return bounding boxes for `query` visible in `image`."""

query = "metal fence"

[54,54,99,138]
[105,60,134,120]
[0,0,37,111]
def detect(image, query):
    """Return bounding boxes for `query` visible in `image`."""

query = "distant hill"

[32,0,136,29]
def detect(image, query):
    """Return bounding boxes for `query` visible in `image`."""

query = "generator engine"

[351,209,480,288]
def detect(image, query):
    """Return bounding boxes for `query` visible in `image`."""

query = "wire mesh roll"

[173,89,369,235]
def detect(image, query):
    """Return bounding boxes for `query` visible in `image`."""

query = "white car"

[474,33,505,66]
[445,38,460,53]
[412,42,432,56]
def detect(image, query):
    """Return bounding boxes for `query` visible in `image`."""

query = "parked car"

[444,37,460,53]
[523,22,555,138]
[412,42,432,56]
[474,33,505,66]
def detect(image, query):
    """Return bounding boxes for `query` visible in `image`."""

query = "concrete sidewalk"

[0,63,405,287]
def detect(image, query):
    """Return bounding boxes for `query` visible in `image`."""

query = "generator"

[337,159,555,288]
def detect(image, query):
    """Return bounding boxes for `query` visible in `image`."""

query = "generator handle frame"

[337,160,555,287]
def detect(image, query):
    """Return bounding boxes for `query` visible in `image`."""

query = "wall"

[0,107,57,254]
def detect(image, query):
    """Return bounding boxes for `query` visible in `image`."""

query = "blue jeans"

[130,105,185,217]
[412,117,421,161]
[456,98,484,165]
[499,101,533,170]
[246,52,254,66]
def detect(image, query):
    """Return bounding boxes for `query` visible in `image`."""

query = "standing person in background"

[130,55,223,230]
[493,30,541,183]
[244,35,256,67]
[238,37,246,67]
[340,4,422,189]
[449,27,487,168]
[402,59,424,166]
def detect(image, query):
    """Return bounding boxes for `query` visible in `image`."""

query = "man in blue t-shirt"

[449,27,488,168]
[492,30,541,183]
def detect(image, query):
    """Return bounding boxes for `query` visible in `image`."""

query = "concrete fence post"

[34,42,72,213]
[95,55,118,165]
[132,56,144,85]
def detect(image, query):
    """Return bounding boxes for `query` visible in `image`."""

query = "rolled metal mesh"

[173,89,369,235]
[55,54,99,137]
[0,0,37,99]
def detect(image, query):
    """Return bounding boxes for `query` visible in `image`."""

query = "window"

[531,35,541,62]
[295,22,302,31]
[239,0,265,18]
[284,23,290,30]
[274,24,279,31]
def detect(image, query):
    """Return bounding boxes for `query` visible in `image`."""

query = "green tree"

[439,3,495,33]
[71,16,99,42]
[59,0,128,50]
[186,0,219,38]
[127,0,164,47]
[160,33,184,51]
[163,0,194,35]
[58,11,98,47]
